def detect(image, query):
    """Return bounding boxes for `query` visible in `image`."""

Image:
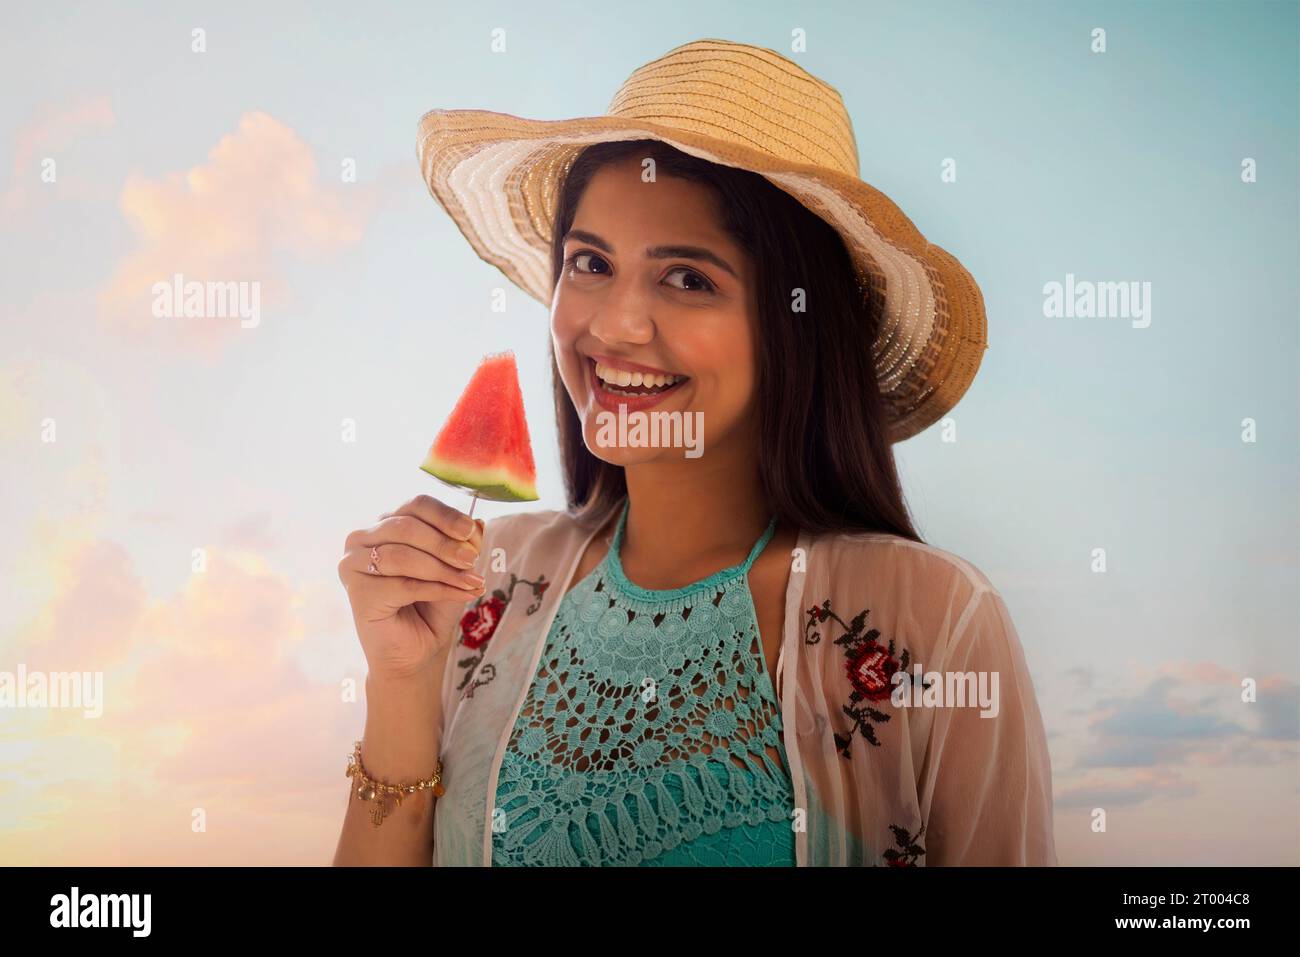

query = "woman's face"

[550,156,759,468]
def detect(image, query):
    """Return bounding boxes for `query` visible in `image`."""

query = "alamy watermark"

[0,664,103,718]
[594,404,704,458]
[891,666,1000,718]
[1043,273,1151,328]
[49,886,150,937]
[151,272,261,328]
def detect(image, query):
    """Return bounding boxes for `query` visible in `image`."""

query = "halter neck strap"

[604,498,779,602]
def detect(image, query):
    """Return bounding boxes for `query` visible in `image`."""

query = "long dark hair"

[548,138,923,543]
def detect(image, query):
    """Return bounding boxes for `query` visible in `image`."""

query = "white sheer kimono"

[429,503,1057,866]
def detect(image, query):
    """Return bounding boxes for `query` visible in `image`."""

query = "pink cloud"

[1055,766,1197,808]
[1,94,115,214]
[2,533,365,865]
[219,510,279,551]
[96,111,375,354]
[1161,661,1242,685]
[24,538,147,673]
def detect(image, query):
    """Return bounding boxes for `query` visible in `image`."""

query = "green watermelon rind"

[419,456,539,503]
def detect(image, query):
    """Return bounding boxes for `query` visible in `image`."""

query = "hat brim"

[417,108,987,444]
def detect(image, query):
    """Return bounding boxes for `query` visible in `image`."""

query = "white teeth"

[593,361,683,391]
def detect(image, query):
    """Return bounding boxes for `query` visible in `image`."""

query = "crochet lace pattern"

[492,501,795,866]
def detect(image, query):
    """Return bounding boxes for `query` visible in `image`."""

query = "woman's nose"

[587,278,656,345]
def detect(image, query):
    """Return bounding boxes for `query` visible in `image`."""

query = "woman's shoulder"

[802,529,1018,669]
[810,528,997,596]
[803,530,1004,651]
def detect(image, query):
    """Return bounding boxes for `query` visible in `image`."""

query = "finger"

[380,494,476,542]
[349,542,485,590]
[348,513,479,570]
[357,575,484,619]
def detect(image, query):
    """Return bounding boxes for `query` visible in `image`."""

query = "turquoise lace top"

[491,499,796,867]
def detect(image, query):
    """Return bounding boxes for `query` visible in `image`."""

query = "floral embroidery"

[880,822,926,867]
[455,572,548,699]
[847,641,899,701]
[459,596,506,650]
[804,599,930,759]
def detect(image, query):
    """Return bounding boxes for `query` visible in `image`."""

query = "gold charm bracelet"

[345,739,445,827]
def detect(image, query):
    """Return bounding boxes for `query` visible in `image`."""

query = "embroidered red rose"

[846,640,900,701]
[808,598,916,758]
[460,596,506,650]
[455,573,548,700]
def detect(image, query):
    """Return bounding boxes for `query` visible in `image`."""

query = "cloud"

[1091,675,1244,741]
[1063,666,1094,690]
[129,510,176,526]
[0,355,120,632]
[0,350,370,863]
[1055,767,1197,809]
[96,111,375,354]
[1,528,364,865]
[1074,662,1296,771]
[1254,676,1300,740]
[219,510,279,551]
[1,94,115,214]
[20,538,147,673]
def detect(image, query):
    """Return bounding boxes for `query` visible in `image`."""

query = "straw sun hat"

[417,37,987,443]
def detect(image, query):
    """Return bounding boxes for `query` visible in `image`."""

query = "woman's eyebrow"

[563,228,738,279]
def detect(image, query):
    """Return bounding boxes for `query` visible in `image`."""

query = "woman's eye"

[566,251,608,275]
[663,266,715,293]
[564,252,713,293]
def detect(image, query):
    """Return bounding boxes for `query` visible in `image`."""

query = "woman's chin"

[574,385,717,465]
[580,417,693,467]
[581,430,674,467]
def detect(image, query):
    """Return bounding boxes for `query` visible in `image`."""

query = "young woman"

[334,39,1056,867]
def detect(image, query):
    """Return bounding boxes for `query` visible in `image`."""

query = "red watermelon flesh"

[420,351,539,502]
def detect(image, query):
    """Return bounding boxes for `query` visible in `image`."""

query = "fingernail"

[456,543,478,566]
[458,515,475,539]
[464,573,485,588]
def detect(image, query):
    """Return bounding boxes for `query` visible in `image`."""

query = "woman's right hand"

[338,494,486,681]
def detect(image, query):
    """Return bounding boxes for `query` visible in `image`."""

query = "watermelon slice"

[419,351,539,502]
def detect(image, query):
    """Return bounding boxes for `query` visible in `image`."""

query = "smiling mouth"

[589,357,689,398]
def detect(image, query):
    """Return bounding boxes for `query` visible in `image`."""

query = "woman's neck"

[618,450,772,590]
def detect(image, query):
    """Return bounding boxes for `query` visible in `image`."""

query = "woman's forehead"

[572,177,743,261]
[577,162,722,222]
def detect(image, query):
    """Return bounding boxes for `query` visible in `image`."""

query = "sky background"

[1,0,1297,865]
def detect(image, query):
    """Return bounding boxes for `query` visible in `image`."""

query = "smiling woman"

[546,138,918,536]
[334,37,1055,868]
